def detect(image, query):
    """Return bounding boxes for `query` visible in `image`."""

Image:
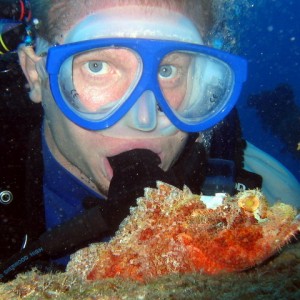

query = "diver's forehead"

[63,5,203,44]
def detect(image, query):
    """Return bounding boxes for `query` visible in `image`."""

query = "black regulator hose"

[0,149,178,282]
[0,147,199,282]
[0,206,108,282]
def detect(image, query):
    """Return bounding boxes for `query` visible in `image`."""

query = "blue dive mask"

[45,37,247,133]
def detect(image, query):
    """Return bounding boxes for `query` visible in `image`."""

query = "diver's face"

[42,5,202,196]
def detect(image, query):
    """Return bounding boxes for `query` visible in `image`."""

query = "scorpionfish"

[67,181,300,282]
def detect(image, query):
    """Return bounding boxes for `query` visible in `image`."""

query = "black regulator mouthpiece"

[0,0,31,21]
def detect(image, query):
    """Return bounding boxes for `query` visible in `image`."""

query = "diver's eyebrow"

[161,53,192,64]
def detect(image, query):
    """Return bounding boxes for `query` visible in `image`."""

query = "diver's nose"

[124,90,157,131]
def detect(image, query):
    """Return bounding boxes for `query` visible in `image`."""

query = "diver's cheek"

[103,157,114,181]
[160,132,189,171]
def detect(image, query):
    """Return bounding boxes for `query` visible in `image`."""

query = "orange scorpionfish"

[67,181,300,282]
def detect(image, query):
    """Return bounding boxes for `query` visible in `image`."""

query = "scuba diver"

[0,0,299,282]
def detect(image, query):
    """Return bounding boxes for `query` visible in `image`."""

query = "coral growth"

[67,182,300,282]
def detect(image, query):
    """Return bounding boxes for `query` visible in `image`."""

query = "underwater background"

[0,1,300,298]
[234,0,300,181]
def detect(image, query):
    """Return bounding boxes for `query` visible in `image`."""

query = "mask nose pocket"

[124,90,157,131]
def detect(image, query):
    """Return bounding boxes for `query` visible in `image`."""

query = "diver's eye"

[158,65,177,79]
[86,61,109,74]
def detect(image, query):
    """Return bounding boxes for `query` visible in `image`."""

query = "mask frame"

[45,38,247,132]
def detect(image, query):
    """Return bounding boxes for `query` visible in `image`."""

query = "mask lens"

[158,51,234,125]
[58,47,142,121]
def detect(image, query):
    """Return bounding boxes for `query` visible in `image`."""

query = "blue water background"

[236,0,300,181]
